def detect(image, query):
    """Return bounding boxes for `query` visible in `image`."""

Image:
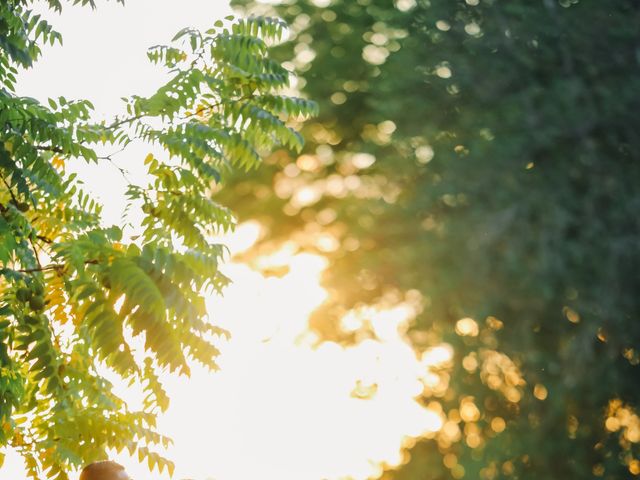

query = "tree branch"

[35,145,64,154]
[17,259,99,274]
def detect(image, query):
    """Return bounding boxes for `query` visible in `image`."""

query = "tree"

[0,1,316,478]
[226,0,640,478]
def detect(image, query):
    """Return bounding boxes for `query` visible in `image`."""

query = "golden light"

[533,383,548,401]
[103,223,451,480]
[491,417,506,433]
[421,344,454,366]
[455,317,479,337]
[4,218,452,479]
[459,397,481,422]
[2,2,455,477]
[606,400,640,443]
[563,306,581,324]
[462,353,479,372]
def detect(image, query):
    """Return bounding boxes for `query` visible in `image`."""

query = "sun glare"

[1,3,451,477]
[95,224,448,480]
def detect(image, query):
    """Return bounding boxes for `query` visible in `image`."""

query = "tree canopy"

[225,0,640,478]
[0,1,315,478]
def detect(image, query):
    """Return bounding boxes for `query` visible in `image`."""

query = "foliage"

[225,0,640,478]
[0,1,315,478]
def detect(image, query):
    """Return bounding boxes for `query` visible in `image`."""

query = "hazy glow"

[1,2,449,479]
[455,317,479,337]
[76,229,445,480]
[4,223,447,479]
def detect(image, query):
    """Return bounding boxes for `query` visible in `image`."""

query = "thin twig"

[1,172,43,269]
[35,145,64,154]
[28,236,42,271]
[0,171,19,205]
[17,259,99,274]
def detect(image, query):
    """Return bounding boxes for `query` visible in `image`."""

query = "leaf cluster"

[0,2,315,478]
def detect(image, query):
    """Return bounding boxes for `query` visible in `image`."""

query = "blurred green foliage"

[226,0,640,478]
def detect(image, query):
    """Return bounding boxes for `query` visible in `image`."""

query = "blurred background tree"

[224,0,640,478]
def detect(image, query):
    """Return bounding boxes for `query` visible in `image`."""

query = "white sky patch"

[15,0,235,227]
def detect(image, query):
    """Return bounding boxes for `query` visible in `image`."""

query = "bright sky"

[2,2,448,479]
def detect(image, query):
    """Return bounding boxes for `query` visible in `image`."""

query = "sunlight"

[2,3,449,479]
[103,225,447,480]
[3,1,636,480]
